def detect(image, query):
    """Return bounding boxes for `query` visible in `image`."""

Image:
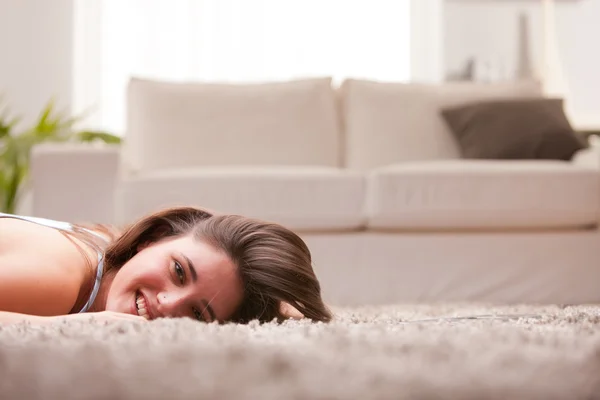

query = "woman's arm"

[0,310,147,326]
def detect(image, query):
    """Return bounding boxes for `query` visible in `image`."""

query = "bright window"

[73,0,412,134]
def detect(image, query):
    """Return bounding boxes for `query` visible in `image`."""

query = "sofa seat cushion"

[366,160,600,230]
[117,166,366,231]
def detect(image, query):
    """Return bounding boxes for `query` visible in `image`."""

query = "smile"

[135,291,151,320]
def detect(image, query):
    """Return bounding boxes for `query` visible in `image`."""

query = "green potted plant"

[0,97,121,214]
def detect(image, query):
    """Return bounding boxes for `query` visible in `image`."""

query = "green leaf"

[29,98,78,142]
[0,136,22,213]
[0,117,18,139]
[4,159,26,214]
[77,130,122,144]
[35,98,54,129]
[0,102,21,139]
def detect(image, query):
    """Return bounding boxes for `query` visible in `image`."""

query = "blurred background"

[1,0,597,135]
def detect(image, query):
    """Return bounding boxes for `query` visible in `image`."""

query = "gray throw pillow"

[441,98,586,161]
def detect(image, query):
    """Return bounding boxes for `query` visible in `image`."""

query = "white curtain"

[73,0,412,134]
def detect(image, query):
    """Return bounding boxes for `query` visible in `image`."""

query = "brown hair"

[92,206,332,323]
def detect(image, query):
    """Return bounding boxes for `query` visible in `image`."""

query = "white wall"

[0,0,74,127]
[0,0,74,214]
[444,0,600,129]
[411,0,445,83]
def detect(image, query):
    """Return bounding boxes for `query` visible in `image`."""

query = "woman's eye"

[174,261,185,284]
[193,308,204,322]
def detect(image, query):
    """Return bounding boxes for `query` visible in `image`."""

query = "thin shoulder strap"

[0,212,74,231]
[0,212,106,313]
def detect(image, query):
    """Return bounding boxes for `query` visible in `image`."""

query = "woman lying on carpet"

[0,207,331,325]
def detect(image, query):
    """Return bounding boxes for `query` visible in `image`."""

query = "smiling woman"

[0,207,332,325]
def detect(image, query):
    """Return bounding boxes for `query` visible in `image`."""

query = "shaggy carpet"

[1,303,600,400]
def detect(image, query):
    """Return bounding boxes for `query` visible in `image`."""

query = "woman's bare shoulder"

[0,218,90,316]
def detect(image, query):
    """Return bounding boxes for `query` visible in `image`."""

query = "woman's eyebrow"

[181,253,197,282]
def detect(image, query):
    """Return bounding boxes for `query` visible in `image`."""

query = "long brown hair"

[83,206,332,323]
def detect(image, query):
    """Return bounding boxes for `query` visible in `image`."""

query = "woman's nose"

[156,291,188,317]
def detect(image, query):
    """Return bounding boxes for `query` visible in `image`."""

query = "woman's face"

[103,234,244,322]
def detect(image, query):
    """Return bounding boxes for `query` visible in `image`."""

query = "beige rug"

[1,303,600,400]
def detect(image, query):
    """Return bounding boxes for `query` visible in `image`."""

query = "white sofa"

[30,77,600,308]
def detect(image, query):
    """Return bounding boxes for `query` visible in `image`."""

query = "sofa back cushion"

[341,79,543,170]
[124,77,342,173]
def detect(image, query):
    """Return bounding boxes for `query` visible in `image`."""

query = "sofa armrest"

[572,137,600,169]
[30,143,120,224]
